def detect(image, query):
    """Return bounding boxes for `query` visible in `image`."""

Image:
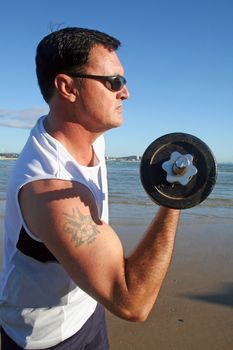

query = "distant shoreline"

[0,155,232,165]
[0,157,18,160]
[0,153,19,160]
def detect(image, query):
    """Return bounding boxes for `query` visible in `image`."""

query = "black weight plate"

[140,133,217,209]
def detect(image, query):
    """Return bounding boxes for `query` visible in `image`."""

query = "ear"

[54,74,78,102]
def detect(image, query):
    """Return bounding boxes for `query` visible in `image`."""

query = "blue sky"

[0,0,232,163]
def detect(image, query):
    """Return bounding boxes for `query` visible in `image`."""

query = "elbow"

[127,313,149,323]
[118,306,150,323]
[130,309,150,323]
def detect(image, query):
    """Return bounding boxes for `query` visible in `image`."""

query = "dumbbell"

[140,133,217,209]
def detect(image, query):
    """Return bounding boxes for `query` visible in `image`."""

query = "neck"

[44,112,101,167]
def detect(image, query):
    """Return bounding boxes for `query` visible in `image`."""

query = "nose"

[118,85,130,100]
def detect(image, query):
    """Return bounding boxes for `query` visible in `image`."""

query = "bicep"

[19,179,127,306]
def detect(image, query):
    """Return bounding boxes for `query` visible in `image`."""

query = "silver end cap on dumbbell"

[162,151,198,186]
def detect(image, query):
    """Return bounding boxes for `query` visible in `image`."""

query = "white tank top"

[0,116,109,349]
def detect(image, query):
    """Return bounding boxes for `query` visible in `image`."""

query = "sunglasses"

[67,73,127,92]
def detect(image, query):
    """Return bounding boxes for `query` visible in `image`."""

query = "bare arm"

[19,179,180,322]
[124,207,179,319]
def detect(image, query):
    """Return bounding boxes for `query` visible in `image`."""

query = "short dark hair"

[35,27,121,103]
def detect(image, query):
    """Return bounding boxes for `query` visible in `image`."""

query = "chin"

[104,113,123,130]
[106,123,122,132]
[114,113,123,127]
[112,121,123,129]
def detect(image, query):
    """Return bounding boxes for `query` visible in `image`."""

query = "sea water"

[107,161,233,222]
[0,160,232,238]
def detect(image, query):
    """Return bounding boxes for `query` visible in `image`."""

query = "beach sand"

[0,216,233,349]
[107,216,233,350]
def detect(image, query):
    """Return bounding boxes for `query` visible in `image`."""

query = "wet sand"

[107,217,233,350]
[1,216,233,349]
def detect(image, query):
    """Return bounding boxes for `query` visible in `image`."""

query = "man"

[0,27,180,349]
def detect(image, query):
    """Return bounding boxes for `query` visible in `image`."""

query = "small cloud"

[0,107,48,129]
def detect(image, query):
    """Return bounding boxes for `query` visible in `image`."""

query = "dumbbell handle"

[162,151,198,186]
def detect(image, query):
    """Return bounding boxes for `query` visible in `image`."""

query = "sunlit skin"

[76,45,129,131]
[45,45,129,166]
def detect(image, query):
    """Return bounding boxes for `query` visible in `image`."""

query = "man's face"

[75,45,129,133]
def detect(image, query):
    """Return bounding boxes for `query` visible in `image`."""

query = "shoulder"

[20,179,97,210]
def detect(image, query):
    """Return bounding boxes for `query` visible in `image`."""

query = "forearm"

[120,207,180,321]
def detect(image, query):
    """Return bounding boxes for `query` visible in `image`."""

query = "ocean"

[0,160,232,241]
[108,160,233,220]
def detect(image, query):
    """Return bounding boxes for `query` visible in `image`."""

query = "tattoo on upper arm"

[63,208,100,246]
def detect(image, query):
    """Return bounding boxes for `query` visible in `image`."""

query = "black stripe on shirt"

[16,226,58,263]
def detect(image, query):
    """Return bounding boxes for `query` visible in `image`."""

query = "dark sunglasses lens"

[109,76,126,91]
